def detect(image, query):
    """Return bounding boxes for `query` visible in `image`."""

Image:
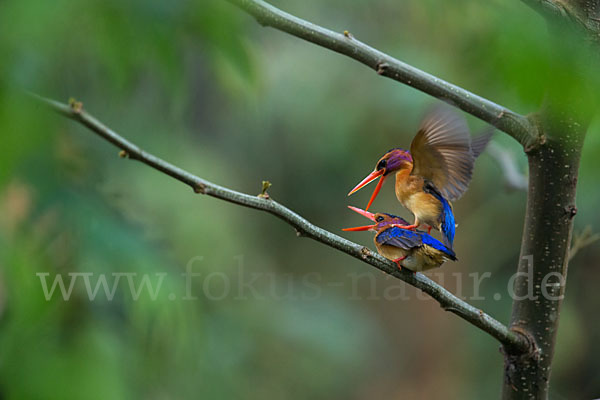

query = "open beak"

[342,206,376,231]
[347,170,385,211]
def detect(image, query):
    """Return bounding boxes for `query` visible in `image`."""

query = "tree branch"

[501,108,587,399]
[31,93,530,354]
[226,0,539,149]
[522,0,600,43]
[569,225,600,261]
[487,142,528,191]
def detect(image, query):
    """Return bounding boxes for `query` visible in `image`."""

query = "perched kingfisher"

[347,106,492,248]
[343,206,457,272]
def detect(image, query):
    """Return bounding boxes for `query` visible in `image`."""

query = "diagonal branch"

[31,93,530,353]
[226,0,539,149]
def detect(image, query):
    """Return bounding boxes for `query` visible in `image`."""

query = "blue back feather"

[376,226,456,260]
[376,227,421,245]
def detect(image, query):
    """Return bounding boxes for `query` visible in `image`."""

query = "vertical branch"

[505,2,596,398]
[502,110,586,399]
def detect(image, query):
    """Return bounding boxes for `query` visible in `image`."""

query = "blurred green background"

[1,0,599,398]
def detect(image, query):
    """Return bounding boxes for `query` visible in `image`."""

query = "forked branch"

[31,93,530,353]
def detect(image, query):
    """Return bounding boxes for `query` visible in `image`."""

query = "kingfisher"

[347,106,492,248]
[343,206,456,272]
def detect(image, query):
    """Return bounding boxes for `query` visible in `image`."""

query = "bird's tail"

[421,233,457,261]
[441,241,457,261]
[423,181,455,249]
[472,128,495,158]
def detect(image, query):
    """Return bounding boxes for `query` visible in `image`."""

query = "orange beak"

[342,206,376,231]
[347,170,385,211]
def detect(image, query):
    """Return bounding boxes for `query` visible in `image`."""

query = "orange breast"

[395,170,443,228]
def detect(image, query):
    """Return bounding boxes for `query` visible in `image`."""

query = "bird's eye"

[377,159,387,170]
[375,216,384,222]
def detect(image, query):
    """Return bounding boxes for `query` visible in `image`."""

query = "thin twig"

[31,93,530,354]
[487,142,528,191]
[226,0,539,149]
[569,226,600,261]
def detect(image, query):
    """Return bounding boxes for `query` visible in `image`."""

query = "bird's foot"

[390,223,408,230]
[392,256,407,270]
[427,226,432,234]
[392,223,419,230]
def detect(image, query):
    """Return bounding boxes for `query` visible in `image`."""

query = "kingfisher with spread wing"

[343,206,456,272]
[347,106,492,247]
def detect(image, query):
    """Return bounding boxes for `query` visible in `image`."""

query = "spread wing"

[471,128,494,158]
[376,227,422,250]
[410,106,474,201]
